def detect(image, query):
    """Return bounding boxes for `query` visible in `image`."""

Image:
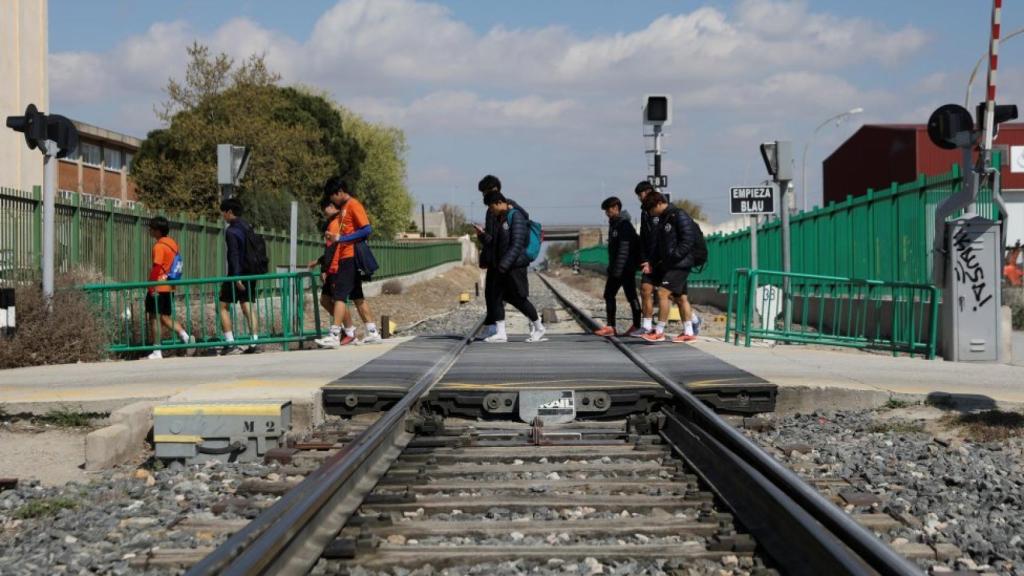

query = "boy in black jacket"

[639,192,700,343]
[594,196,642,337]
[634,181,659,336]
[479,190,546,343]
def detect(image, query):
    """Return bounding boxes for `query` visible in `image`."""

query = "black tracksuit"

[650,205,701,296]
[638,208,660,284]
[604,211,641,330]
[481,205,538,323]
[479,199,530,324]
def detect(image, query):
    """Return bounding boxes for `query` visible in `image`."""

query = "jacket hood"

[610,210,632,224]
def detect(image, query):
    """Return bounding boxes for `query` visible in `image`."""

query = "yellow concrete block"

[459,292,471,303]
[668,305,681,322]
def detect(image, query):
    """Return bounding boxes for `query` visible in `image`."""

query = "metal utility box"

[943,217,1002,361]
[154,401,292,463]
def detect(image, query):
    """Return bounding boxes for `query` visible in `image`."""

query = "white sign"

[1011,146,1024,174]
[755,285,783,327]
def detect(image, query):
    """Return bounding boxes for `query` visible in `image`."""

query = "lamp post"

[965,26,1024,108]
[801,107,863,212]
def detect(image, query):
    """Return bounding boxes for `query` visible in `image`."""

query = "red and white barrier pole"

[983,0,1002,154]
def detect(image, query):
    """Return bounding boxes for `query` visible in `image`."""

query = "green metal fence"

[562,160,997,293]
[0,187,462,284]
[82,271,322,353]
[724,269,941,358]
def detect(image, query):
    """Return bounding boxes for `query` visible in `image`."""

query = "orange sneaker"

[640,332,666,343]
[594,326,616,337]
[672,334,697,343]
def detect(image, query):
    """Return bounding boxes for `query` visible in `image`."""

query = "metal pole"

[750,214,758,270]
[421,204,426,238]
[289,201,298,273]
[42,140,57,306]
[780,180,793,333]
[653,125,663,192]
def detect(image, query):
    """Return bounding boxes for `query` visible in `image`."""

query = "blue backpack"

[161,240,184,280]
[508,208,543,262]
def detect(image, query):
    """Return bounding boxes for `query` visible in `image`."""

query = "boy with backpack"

[594,196,642,337]
[144,216,192,359]
[479,190,545,343]
[219,198,261,354]
[639,192,707,343]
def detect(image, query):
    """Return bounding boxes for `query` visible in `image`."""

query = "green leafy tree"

[132,44,361,231]
[672,198,707,222]
[336,107,413,240]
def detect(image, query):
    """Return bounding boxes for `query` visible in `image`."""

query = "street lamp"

[965,26,1024,108]
[801,107,864,212]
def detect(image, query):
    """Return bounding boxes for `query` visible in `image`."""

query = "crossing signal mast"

[643,95,671,197]
[5,104,80,304]
[928,0,1017,361]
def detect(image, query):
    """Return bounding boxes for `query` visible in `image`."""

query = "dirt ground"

[547,266,729,337]
[0,425,93,486]
[371,265,483,332]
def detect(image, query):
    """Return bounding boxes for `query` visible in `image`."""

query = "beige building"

[1,0,48,192]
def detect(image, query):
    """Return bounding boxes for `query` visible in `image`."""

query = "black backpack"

[691,221,708,269]
[241,223,269,274]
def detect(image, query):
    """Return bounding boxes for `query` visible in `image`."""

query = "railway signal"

[758,141,794,332]
[5,104,81,305]
[642,94,672,193]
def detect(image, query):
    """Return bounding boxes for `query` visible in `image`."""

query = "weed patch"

[13,497,78,519]
[942,410,1024,442]
[869,419,925,434]
[38,406,100,428]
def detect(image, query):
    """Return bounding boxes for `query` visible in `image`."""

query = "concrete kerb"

[85,401,157,471]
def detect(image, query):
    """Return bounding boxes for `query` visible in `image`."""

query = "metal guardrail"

[82,271,322,353]
[187,321,483,575]
[724,268,940,359]
[537,273,921,576]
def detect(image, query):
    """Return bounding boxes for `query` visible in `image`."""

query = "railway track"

[181,274,922,576]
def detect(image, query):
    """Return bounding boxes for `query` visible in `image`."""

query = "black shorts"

[145,292,173,316]
[640,272,658,286]
[655,268,690,297]
[219,280,257,303]
[330,258,364,302]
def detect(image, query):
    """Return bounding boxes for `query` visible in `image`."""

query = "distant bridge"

[543,225,604,247]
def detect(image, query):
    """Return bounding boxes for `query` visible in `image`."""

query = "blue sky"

[49,0,1023,225]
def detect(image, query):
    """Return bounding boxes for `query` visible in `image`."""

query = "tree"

[439,203,474,236]
[673,198,707,222]
[335,107,413,240]
[133,45,362,232]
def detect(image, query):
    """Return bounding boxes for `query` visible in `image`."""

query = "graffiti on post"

[952,227,993,312]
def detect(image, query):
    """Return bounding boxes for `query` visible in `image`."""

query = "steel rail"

[537,273,922,576]
[186,319,484,576]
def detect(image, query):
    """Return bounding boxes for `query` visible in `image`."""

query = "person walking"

[479,190,546,343]
[218,198,259,354]
[144,216,192,359]
[594,197,642,337]
[474,174,523,341]
[639,192,701,343]
[634,181,659,336]
[308,197,342,316]
[315,176,382,348]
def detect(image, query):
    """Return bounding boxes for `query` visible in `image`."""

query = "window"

[103,147,123,170]
[125,152,134,173]
[80,142,101,166]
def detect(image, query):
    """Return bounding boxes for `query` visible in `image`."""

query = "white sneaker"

[184,335,196,356]
[477,325,497,341]
[361,331,383,344]
[145,350,163,360]
[691,313,701,336]
[483,333,508,343]
[315,334,341,349]
[527,325,547,343]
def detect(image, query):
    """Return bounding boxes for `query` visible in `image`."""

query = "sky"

[48,0,1024,226]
